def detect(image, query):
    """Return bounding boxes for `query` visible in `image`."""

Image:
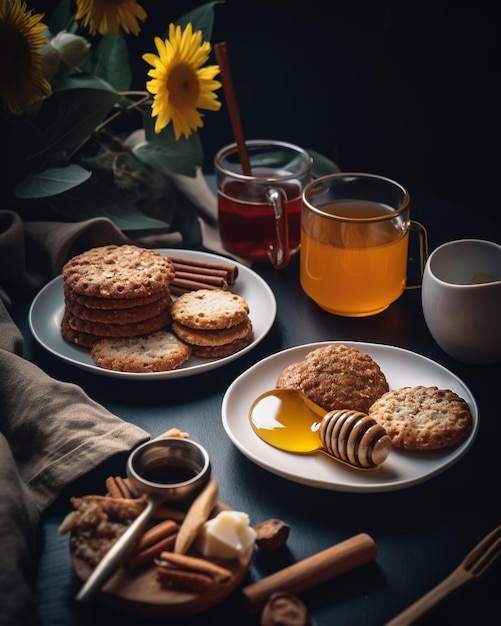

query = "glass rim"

[214,139,313,182]
[302,172,410,223]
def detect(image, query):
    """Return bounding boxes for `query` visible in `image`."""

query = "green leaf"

[13,165,91,199]
[45,177,172,231]
[28,76,121,159]
[132,132,203,178]
[95,34,132,92]
[175,1,225,40]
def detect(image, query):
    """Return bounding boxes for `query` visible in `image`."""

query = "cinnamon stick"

[170,278,226,295]
[168,256,238,285]
[173,271,227,288]
[240,533,377,613]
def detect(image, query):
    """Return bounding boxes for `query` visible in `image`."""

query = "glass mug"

[214,140,313,269]
[300,172,428,316]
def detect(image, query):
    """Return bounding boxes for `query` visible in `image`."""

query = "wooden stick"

[173,271,227,288]
[214,42,252,176]
[171,263,229,280]
[168,256,238,284]
[240,533,377,613]
[170,278,225,293]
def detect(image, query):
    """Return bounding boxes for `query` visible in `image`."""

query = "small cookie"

[276,344,389,413]
[91,331,192,372]
[190,335,253,358]
[61,314,99,348]
[63,283,166,310]
[368,386,473,450]
[62,245,175,299]
[65,308,171,337]
[172,318,253,347]
[65,295,171,324]
[171,288,249,330]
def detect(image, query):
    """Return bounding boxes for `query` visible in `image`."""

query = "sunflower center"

[0,29,32,83]
[167,63,200,109]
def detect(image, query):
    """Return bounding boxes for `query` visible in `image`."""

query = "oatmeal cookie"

[64,308,171,338]
[172,318,252,347]
[368,385,473,450]
[62,245,175,299]
[276,344,389,413]
[63,283,167,310]
[171,288,249,330]
[91,331,192,372]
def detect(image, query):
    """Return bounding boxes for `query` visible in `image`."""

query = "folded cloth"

[0,212,154,626]
[0,296,151,508]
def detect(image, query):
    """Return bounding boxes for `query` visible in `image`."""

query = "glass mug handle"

[405,220,429,289]
[267,187,291,269]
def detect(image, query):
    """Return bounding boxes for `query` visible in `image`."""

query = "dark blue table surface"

[12,189,501,626]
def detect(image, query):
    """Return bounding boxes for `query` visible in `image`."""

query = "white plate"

[28,249,276,379]
[222,341,479,492]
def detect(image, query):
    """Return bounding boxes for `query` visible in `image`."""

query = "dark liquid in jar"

[140,465,198,484]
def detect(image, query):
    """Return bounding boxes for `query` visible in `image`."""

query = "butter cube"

[195,510,256,559]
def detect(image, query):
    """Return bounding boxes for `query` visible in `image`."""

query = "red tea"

[218,178,302,262]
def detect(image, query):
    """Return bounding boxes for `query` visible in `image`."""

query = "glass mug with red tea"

[300,172,428,316]
[214,140,313,268]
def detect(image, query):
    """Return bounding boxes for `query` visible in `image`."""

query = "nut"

[254,518,290,551]
[260,591,312,626]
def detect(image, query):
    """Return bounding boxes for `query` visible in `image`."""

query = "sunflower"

[75,0,147,38]
[0,0,51,114]
[143,22,222,139]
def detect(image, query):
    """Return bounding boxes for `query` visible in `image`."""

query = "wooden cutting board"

[71,501,254,618]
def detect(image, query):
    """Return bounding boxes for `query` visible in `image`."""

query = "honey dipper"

[249,389,392,469]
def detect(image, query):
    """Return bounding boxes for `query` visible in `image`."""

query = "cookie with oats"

[63,283,166,310]
[62,245,175,299]
[65,295,171,325]
[91,331,192,373]
[368,386,473,450]
[171,288,249,330]
[190,336,253,358]
[172,317,253,347]
[61,313,99,348]
[64,308,171,338]
[276,343,389,414]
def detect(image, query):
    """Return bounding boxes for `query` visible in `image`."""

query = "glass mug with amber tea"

[300,172,428,316]
[215,140,313,269]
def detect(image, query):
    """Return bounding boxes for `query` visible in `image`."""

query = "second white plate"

[222,341,478,492]
[28,249,276,379]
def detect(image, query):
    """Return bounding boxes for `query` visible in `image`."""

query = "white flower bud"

[50,31,91,69]
[39,42,61,77]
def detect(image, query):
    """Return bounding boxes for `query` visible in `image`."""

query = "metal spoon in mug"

[76,438,211,603]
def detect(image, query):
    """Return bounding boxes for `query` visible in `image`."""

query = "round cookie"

[171,288,249,330]
[65,308,171,337]
[276,344,389,414]
[91,331,192,373]
[65,295,171,324]
[61,313,99,348]
[172,318,253,347]
[63,283,167,310]
[191,336,253,358]
[62,245,175,299]
[368,385,473,450]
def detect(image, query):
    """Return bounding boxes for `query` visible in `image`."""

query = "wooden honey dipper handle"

[241,532,377,613]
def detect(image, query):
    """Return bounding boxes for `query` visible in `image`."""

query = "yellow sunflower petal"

[0,0,51,114]
[143,22,221,138]
[75,0,147,38]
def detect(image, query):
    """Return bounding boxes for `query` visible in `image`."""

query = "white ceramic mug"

[421,239,501,364]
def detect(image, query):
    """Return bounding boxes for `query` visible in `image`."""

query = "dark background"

[40,0,499,223]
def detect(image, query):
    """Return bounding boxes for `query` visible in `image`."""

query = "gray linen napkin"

[0,210,154,626]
